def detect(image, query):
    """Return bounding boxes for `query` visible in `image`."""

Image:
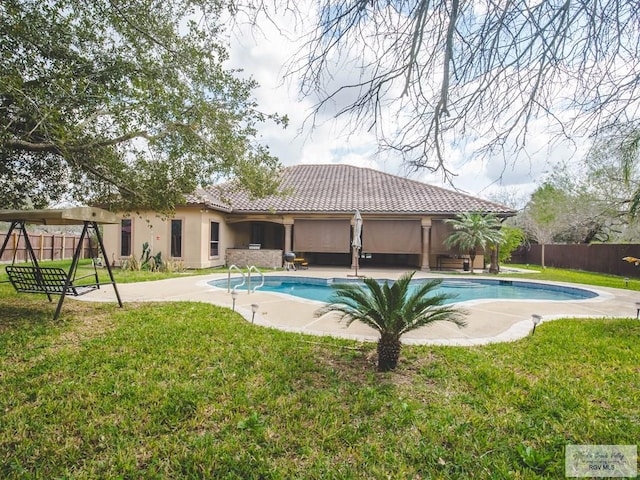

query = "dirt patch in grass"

[46,302,119,354]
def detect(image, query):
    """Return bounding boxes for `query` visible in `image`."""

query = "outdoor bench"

[5,265,99,297]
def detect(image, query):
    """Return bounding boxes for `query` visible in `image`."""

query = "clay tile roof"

[190,164,515,215]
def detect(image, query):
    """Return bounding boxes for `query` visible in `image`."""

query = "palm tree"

[315,272,467,372]
[444,212,504,273]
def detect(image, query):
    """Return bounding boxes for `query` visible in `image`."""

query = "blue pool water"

[209,276,598,304]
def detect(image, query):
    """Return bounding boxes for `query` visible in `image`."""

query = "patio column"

[284,220,293,253]
[421,219,431,271]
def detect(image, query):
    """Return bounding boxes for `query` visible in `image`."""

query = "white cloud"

[224,8,589,205]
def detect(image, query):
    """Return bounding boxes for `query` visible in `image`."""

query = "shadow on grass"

[0,284,118,334]
[0,295,59,330]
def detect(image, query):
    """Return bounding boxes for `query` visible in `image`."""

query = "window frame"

[120,219,132,257]
[209,221,219,257]
[170,218,183,258]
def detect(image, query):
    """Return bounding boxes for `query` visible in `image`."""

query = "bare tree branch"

[263,0,640,180]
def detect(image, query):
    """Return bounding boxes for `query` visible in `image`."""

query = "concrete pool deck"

[82,267,640,346]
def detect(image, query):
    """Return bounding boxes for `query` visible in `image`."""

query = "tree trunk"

[377,334,401,372]
[489,246,499,274]
[469,249,476,273]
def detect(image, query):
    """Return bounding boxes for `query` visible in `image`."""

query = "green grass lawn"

[503,264,640,291]
[0,259,229,285]
[0,264,639,478]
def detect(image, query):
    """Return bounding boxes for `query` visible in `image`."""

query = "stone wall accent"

[226,249,283,269]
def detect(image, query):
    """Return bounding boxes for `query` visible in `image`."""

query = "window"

[251,222,265,245]
[120,219,132,257]
[170,219,182,258]
[210,221,219,257]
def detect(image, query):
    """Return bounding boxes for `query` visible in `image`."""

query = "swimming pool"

[209,276,598,304]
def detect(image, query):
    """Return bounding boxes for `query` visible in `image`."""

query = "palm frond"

[316,282,384,331]
[315,271,467,338]
[399,279,467,334]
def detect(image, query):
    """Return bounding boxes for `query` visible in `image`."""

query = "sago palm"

[315,271,467,372]
[444,211,504,273]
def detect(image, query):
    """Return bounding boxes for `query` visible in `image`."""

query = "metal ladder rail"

[227,265,246,293]
[247,265,264,294]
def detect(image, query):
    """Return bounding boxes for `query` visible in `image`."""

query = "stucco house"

[102,164,515,271]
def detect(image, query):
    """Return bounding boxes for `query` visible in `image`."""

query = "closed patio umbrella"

[352,210,362,276]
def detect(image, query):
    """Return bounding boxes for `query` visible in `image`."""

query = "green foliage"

[444,212,504,273]
[584,125,640,225]
[517,444,553,474]
[121,242,169,272]
[316,271,467,371]
[152,252,162,270]
[139,242,162,272]
[526,183,567,229]
[0,0,287,211]
[496,225,526,264]
[237,412,265,433]
[140,242,152,269]
[518,165,629,244]
[598,127,640,221]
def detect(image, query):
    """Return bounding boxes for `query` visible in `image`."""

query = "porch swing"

[0,207,123,320]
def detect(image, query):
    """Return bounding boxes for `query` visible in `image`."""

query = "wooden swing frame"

[0,207,123,320]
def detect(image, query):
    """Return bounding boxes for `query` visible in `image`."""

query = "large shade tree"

[1,0,287,212]
[246,0,640,180]
[517,163,633,262]
[590,126,640,221]
[518,183,569,268]
[537,127,640,241]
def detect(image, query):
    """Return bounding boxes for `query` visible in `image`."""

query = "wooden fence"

[510,243,640,277]
[0,231,93,263]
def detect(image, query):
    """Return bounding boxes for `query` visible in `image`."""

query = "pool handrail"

[227,265,246,293]
[247,265,264,294]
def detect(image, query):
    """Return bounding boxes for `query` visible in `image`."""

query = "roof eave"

[226,208,517,216]
[183,201,232,214]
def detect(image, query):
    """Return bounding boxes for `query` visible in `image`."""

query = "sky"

[225,9,590,209]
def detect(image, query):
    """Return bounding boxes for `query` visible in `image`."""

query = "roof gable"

[189,164,515,215]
